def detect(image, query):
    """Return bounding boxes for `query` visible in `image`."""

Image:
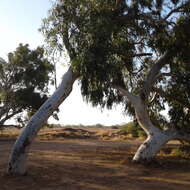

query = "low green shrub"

[171,145,190,159]
[120,122,146,138]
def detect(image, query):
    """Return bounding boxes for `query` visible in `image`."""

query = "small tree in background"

[0,44,54,127]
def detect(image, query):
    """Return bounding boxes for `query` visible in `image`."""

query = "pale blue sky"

[0,0,52,58]
[0,0,129,125]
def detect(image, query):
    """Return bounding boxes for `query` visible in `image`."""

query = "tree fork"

[116,87,179,163]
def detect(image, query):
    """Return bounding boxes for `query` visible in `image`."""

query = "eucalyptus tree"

[8,0,190,175]
[0,44,53,127]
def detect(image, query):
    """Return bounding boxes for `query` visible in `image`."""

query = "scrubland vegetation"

[0,0,190,189]
[1,122,189,159]
[1,123,190,189]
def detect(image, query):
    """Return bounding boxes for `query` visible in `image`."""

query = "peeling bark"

[7,67,78,175]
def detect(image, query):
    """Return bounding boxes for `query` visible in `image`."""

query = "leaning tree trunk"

[132,130,175,163]
[132,127,190,163]
[116,87,181,163]
[116,53,190,163]
[132,96,184,163]
[130,96,169,162]
[7,67,78,175]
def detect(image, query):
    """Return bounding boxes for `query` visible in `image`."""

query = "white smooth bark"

[116,52,188,163]
[132,96,174,162]
[7,67,78,175]
[133,131,173,163]
[130,94,189,163]
[116,87,182,163]
[132,127,190,163]
[142,52,170,99]
[116,87,160,136]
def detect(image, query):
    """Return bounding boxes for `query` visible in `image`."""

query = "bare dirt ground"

[0,128,190,190]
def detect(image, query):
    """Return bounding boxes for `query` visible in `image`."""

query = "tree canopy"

[0,44,54,126]
[41,0,190,133]
[7,0,190,175]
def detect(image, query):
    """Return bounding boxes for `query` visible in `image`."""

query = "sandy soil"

[0,129,190,190]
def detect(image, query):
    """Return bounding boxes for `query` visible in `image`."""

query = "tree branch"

[153,87,190,109]
[133,53,153,57]
[151,72,171,86]
[167,126,190,142]
[114,87,162,135]
[149,92,157,103]
[0,109,22,126]
[62,25,76,60]
[164,1,190,21]
[141,52,171,100]
[114,86,138,104]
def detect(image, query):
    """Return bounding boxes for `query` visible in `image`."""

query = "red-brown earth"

[0,128,190,190]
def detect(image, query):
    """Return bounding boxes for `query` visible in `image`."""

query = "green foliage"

[120,122,146,137]
[7,44,53,91]
[41,0,190,133]
[0,44,54,125]
[166,19,190,132]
